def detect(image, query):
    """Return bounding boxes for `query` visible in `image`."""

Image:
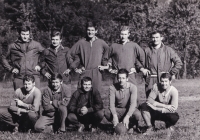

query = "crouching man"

[67,77,104,132]
[140,73,179,135]
[34,73,71,133]
[104,69,142,132]
[0,74,42,134]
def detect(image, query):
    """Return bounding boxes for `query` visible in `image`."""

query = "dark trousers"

[140,103,179,127]
[13,76,40,90]
[104,108,142,127]
[68,110,104,128]
[34,105,68,132]
[0,108,39,130]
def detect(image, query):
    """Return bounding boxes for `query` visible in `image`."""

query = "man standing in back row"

[2,25,44,90]
[108,26,145,85]
[139,31,182,97]
[68,21,110,92]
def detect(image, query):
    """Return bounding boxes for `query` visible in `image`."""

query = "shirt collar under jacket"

[78,88,92,94]
[49,44,64,52]
[117,39,130,45]
[15,37,32,43]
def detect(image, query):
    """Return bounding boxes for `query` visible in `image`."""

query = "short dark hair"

[51,29,62,39]
[81,76,92,86]
[19,25,31,33]
[160,72,172,81]
[150,31,163,37]
[23,74,35,83]
[86,21,98,30]
[117,68,129,78]
[50,73,63,81]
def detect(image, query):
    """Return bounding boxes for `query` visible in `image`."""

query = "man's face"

[51,35,62,48]
[20,31,30,42]
[82,81,92,92]
[120,30,130,43]
[160,78,171,90]
[24,80,35,92]
[87,27,97,39]
[51,79,63,91]
[151,33,163,46]
[118,73,128,87]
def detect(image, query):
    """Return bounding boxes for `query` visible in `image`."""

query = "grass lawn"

[0,78,199,140]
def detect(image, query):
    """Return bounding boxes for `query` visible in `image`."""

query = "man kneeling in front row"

[104,69,142,133]
[0,74,42,134]
[35,73,71,133]
[67,77,104,132]
[140,72,179,135]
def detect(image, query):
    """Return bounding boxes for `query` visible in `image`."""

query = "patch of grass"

[0,79,199,139]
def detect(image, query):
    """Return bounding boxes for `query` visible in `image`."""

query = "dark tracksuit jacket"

[40,45,71,84]
[68,37,110,92]
[2,39,44,79]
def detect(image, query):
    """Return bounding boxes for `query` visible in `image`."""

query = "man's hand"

[129,68,136,74]
[165,105,176,112]
[98,65,109,71]
[75,67,85,74]
[80,106,88,115]
[109,69,118,74]
[50,101,53,104]
[45,72,51,79]
[123,115,130,129]
[12,68,19,74]
[63,69,71,77]
[147,102,157,111]
[14,99,24,107]
[140,68,150,76]
[112,114,119,127]
[172,75,176,80]
[35,65,41,72]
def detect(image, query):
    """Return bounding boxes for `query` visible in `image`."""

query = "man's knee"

[94,109,104,119]
[166,113,179,125]
[104,109,112,121]
[140,103,150,112]
[132,109,142,121]
[67,113,77,122]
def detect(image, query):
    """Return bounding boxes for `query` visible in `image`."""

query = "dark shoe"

[78,124,85,133]
[12,126,18,135]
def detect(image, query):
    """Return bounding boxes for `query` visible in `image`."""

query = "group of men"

[0,21,182,135]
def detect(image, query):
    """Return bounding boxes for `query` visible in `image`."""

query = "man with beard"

[0,75,42,134]
[34,73,71,133]
[2,25,44,90]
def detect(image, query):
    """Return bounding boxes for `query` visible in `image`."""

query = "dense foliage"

[1,0,200,80]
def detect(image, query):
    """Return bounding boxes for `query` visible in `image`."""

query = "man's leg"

[140,103,154,127]
[129,108,142,127]
[0,108,19,128]
[104,108,127,123]
[145,77,157,98]
[57,105,68,131]
[128,73,137,85]
[89,110,104,127]
[34,115,54,132]
[13,78,23,91]
[27,112,39,130]
[67,113,81,128]
[160,113,179,128]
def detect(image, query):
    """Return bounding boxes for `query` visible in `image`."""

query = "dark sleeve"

[60,84,72,107]
[1,44,13,72]
[8,90,23,114]
[102,41,110,66]
[169,48,183,75]
[39,49,48,76]
[88,89,103,113]
[42,89,56,113]
[68,91,80,113]
[134,44,145,71]
[67,41,81,69]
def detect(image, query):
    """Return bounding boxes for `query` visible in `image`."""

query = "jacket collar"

[78,88,92,94]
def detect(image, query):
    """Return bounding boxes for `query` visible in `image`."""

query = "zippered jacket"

[2,39,44,79]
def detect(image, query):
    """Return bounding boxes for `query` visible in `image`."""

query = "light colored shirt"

[109,82,137,116]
